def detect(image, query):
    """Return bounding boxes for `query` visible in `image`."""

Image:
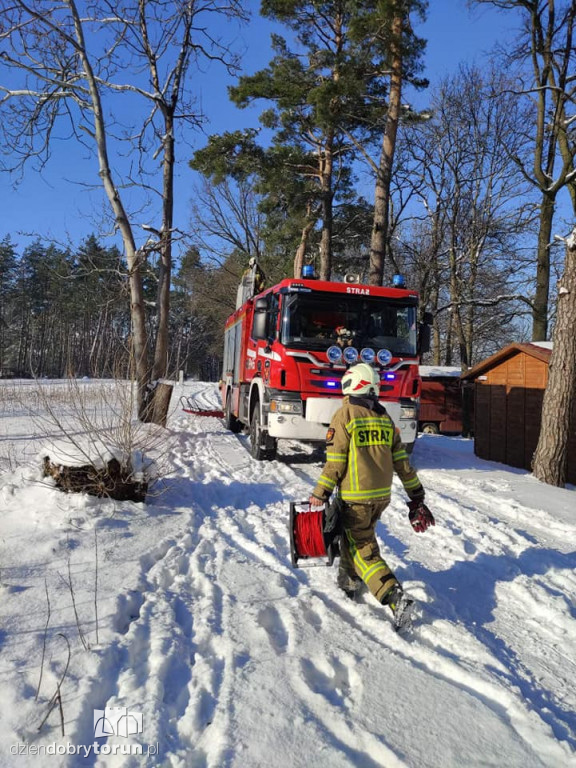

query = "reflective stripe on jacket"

[312,395,424,504]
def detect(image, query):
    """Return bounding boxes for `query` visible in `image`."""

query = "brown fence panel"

[474,384,491,460]
[489,385,507,464]
[524,388,544,471]
[506,387,526,468]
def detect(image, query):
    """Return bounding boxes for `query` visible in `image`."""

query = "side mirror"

[254,297,268,313]
[252,296,268,340]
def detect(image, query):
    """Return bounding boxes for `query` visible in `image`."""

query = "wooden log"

[42,456,148,502]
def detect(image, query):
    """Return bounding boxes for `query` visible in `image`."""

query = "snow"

[419,366,462,378]
[1,379,576,768]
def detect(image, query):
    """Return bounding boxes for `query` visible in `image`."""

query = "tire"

[267,436,278,461]
[250,406,277,461]
[422,422,440,435]
[224,392,242,434]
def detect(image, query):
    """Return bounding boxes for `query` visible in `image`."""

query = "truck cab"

[222,275,430,460]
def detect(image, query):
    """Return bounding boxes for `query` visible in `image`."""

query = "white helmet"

[341,363,380,397]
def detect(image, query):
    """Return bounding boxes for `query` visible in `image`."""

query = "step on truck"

[221,268,432,460]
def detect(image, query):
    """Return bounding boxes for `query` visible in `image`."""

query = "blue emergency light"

[377,349,393,365]
[302,265,315,278]
[343,347,359,364]
[360,348,375,363]
[327,345,343,363]
[392,274,406,288]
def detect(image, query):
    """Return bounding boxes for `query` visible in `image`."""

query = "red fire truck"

[221,271,431,460]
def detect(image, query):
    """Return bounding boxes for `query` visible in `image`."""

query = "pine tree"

[190,129,318,279]
[348,0,427,285]
[229,1,382,280]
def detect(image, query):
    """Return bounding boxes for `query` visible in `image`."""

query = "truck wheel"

[422,423,440,435]
[225,392,242,434]
[266,435,278,461]
[250,407,277,461]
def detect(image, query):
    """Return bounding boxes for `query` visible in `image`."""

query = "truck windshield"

[281,293,418,356]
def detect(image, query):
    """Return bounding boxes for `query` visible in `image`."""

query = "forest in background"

[0,235,224,380]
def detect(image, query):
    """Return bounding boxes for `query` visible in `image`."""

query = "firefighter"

[335,325,355,347]
[308,363,435,619]
[237,257,266,308]
[246,257,265,294]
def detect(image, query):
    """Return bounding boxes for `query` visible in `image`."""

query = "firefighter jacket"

[311,395,424,504]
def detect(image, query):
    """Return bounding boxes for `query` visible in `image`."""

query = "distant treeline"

[0,234,226,381]
[0,223,532,384]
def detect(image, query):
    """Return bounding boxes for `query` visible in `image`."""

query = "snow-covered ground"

[1,379,575,768]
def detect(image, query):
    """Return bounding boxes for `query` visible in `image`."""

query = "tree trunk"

[318,139,334,281]
[147,381,174,428]
[143,112,175,424]
[532,226,576,486]
[429,262,441,365]
[151,116,174,385]
[294,216,315,278]
[532,192,556,341]
[369,6,403,286]
[68,1,150,418]
[444,314,452,366]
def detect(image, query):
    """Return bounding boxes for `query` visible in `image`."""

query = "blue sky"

[0,0,519,254]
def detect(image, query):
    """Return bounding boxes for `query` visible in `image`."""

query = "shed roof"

[461,343,552,381]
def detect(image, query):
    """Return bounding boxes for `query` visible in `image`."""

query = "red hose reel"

[289,501,340,568]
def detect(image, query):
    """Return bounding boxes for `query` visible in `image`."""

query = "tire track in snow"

[75,402,575,767]
[175,413,573,766]
[161,417,405,765]
[90,416,306,767]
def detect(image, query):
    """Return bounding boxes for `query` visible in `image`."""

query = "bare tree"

[397,65,536,368]
[473,0,576,340]
[0,0,245,421]
[189,177,266,267]
[470,2,576,486]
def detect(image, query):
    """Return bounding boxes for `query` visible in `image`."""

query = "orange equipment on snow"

[180,395,224,418]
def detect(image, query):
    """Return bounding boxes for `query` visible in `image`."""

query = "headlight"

[360,347,375,363]
[377,348,392,365]
[343,346,359,364]
[327,345,342,363]
[270,400,303,414]
[401,406,417,419]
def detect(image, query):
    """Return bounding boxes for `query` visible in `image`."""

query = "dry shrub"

[6,373,177,500]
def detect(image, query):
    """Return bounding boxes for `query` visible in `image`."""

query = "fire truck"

[221,269,431,460]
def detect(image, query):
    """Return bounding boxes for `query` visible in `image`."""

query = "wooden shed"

[461,342,576,483]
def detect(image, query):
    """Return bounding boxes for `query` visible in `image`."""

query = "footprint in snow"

[299,652,361,709]
[257,604,289,654]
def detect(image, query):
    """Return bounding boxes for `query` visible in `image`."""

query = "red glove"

[407,500,435,533]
